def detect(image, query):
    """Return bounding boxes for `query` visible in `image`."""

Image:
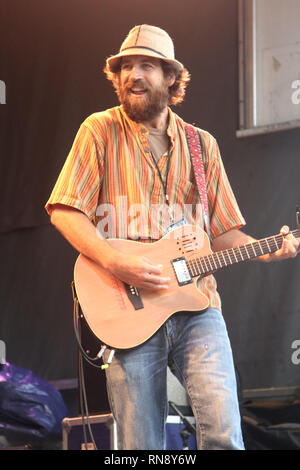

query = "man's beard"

[118,78,170,123]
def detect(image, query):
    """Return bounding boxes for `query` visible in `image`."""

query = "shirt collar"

[119,105,177,148]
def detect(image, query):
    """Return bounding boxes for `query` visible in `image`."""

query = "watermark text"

[0,80,6,104]
[291,80,300,105]
[291,339,300,365]
[0,339,6,364]
[95,197,204,240]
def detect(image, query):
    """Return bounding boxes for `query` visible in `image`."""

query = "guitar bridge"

[124,283,144,310]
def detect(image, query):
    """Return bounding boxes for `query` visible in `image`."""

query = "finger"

[279,226,295,254]
[141,282,169,291]
[143,271,171,285]
[281,238,290,253]
[142,258,164,275]
[280,225,290,236]
[281,237,297,257]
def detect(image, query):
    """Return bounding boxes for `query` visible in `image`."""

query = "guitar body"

[74,225,211,349]
[74,222,300,349]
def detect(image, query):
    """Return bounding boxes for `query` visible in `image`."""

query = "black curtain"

[0,0,299,389]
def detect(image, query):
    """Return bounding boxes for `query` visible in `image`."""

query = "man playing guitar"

[45,25,299,450]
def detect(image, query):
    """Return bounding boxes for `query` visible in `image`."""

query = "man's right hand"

[107,250,171,291]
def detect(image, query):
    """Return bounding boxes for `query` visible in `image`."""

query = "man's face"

[118,55,174,123]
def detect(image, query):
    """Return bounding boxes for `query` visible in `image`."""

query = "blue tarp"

[0,362,68,441]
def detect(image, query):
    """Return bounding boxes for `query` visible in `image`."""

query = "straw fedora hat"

[106,25,184,73]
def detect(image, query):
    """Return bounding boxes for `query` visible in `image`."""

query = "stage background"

[0,0,299,397]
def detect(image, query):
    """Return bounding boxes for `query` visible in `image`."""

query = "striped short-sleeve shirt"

[45,105,246,310]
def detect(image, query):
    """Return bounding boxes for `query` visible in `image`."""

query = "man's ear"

[167,72,176,87]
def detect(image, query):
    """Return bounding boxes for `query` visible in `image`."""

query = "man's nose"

[129,66,144,80]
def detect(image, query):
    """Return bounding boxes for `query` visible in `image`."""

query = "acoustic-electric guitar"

[73,224,300,350]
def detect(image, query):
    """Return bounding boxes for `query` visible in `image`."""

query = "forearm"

[50,205,116,270]
[50,204,170,290]
[211,227,299,263]
[211,229,254,252]
[212,228,273,262]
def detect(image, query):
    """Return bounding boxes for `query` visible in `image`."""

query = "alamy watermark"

[0,340,6,364]
[291,340,300,365]
[291,80,300,105]
[0,80,6,104]
[95,197,204,240]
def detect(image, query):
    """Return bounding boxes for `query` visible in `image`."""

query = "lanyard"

[149,149,172,205]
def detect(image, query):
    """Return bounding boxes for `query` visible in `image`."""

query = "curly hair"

[103,59,191,106]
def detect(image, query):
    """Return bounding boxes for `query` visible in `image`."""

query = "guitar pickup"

[124,283,144,310]
[171,257,193,286]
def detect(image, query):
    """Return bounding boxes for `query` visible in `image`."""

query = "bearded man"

[45,25,299,450]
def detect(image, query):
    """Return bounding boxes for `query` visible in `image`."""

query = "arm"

[211,226,300,262]
[200,135,299,262]
[50,204,170,290]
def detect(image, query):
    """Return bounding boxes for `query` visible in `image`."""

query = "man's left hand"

[266,225,300,262]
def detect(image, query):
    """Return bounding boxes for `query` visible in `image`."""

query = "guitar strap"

[184,123,211,240]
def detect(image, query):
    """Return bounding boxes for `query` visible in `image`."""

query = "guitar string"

[147,229,300,279]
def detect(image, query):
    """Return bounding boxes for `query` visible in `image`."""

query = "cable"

[73,299,105,369]
[78,350,98,450]
[73,297,103,450]
[78,351,88,449]
[72,292,116,450]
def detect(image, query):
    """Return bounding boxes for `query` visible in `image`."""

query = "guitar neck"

[187,229,300,277]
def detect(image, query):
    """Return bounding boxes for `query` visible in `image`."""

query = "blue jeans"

[104,308,244,450]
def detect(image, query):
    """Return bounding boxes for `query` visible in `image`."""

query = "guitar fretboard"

[187,229,300,277]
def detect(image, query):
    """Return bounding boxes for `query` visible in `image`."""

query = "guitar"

[74,224,300,350]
